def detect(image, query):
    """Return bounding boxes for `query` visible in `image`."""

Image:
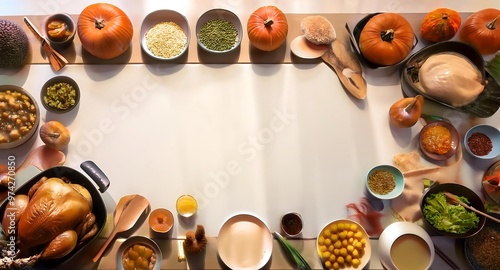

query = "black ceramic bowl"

[40,76,80,113]
[41,13,76,51]
[348,12,418,69]
[420,183,486,238]
[401,41,500,118]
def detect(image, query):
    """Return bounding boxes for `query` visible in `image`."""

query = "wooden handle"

[321,39,367,100]
[462,204,500,224]
[92,230,117,262]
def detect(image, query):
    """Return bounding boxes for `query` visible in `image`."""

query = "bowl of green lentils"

[40,76,80,113]
[141,9,191,61]
[196,8,243,53]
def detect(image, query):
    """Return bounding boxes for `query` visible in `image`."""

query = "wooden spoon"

[92,195,150,262]
[113,195,137,225]
[321,39,367,100]
[443,192,500,224]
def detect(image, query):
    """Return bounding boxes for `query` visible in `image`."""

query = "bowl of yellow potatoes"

[317,219,371,270]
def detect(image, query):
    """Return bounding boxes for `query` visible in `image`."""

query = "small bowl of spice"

[140,10,190,61]
[40,76,80,113]
[42,13,76,50]
[280,212,303,238]
[366,164,404,200]
[464,124,500,160]
[196,8,243,53]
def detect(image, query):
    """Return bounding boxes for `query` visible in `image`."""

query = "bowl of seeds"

[140,9,190,61]
[40,76,80,113]
[195,8,242,53]
[366,164,404,200]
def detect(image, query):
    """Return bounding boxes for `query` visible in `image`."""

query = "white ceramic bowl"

[366,164,404,200]
[195,8,242,53]
[464,124,500,160]
[316,219,371,270]
[378,222,435,270]
[140,9,190,61]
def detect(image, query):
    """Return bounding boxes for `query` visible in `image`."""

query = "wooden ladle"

[444,192,500,224]
[93,195,150,262]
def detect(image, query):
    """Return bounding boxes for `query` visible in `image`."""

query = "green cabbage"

[422,192,479,234]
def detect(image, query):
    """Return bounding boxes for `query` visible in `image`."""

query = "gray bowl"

[40,76,80,114]
[464,124,500,160]
[41,13,75,50]
[116,236,162,270]
[420,183,486,238]
[195,8,242,53]
[140,9,190,61]
[401,41,500,118]
[0,85,40,149]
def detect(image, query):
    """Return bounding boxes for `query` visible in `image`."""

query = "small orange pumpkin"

[39,121,70,150]
[359,13,415,66]
[460,8,500,55]
[247,5,288,51]
[421,8,461,43]
[77,3,133,59]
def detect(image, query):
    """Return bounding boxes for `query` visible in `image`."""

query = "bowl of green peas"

[195,8,243,54]
[40,76,80,113]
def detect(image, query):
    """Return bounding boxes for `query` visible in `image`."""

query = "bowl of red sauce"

[464,124,500,160]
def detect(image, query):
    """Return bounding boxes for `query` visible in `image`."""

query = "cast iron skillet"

[0,161,109,270]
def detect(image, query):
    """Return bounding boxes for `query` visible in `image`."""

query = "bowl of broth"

[378,222,435,270]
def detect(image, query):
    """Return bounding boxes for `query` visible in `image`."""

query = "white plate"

[217,214,273,269]
[378,222,435,270]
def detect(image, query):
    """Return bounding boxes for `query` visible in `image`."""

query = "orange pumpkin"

[359,13,415,66]
[460,8,500,55]
[421,8,461,43]
[77,3,133,59]
[39,121,70,150]
[247,6,288,51]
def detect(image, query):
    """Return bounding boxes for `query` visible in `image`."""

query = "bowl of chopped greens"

[40,76,80,113]
[195,8,243,54]
[420,183,486,238]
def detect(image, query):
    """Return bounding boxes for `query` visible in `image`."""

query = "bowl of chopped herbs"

[195,8,242,54]
[40,76,80,113]
[420,183,486,238]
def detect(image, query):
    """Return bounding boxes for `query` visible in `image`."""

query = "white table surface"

[1,1,500,269]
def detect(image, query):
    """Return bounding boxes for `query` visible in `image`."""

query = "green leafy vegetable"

[273,232,312,270]
[423,192,479,234]
[487,52,500,83]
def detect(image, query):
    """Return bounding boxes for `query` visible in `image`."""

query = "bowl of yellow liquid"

[176,195,198,217]
[378,221,435,270]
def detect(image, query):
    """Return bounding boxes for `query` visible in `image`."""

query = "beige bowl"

[196,8,243,53]
[0,85,40,149]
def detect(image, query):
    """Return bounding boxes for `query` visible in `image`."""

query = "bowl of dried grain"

[140,10,190,61]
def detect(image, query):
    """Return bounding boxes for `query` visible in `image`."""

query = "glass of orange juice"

[176,195,198,217]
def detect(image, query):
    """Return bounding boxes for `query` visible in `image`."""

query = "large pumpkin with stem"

[77,3,133,59]
[359,13,415,66]
[247,5,288,51]
[460,8,500,55]
[421,8,461,43]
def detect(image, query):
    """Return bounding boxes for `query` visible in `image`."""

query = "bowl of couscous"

[140,10,191,61]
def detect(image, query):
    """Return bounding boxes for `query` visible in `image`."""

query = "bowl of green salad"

[420,183,486,238]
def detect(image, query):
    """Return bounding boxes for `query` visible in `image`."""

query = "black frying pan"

[0,161,109,269]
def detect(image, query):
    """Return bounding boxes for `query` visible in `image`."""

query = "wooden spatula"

[92,195,150,262]
[321,39,367,100]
